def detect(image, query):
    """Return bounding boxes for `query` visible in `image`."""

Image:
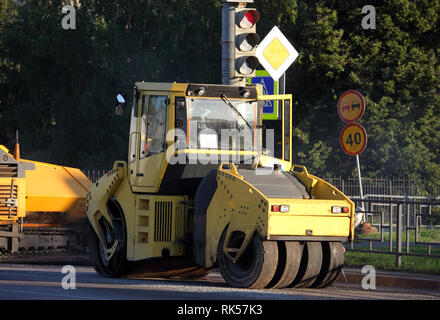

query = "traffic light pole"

[222,0,254,86]
[221,2,236,86]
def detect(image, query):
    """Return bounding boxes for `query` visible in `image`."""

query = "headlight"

[331,206,349,214]
[271,204,290,213]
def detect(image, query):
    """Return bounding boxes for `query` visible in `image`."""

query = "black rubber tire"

[88,201,131,277]
[290,241,323,288]
[268,241,302,289]
[88,223,128,277]
[217,228,278,289]
[311,242,344,288]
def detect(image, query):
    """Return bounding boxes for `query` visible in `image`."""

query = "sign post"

[337,90,367,212]
[339,122,367,207]
[251,25,297,120]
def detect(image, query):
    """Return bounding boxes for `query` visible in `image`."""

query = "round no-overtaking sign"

[337,90,365,123]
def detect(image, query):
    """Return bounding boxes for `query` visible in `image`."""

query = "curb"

[336,267,440,291]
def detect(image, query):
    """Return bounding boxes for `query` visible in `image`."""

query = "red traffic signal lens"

[239,10,260,29]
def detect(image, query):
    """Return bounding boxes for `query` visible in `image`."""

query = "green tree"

[0,0,439,194]
[255,0,440,193]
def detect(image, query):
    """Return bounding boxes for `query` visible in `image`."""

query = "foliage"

[0,0,439,194]
[257,0,440,194]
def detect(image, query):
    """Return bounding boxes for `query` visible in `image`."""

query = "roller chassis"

[87,160,350,289]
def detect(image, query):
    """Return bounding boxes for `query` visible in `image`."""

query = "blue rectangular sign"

[248,70,279,120]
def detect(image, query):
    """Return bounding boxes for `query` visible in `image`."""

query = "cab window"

[144,95,168,156]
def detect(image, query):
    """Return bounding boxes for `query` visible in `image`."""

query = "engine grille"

[0,164,18,178]
[0,183,18,217]
[154,201,173,242]
[174,206,185,242]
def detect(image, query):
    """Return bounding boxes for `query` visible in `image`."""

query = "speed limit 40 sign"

[339,123,367,156]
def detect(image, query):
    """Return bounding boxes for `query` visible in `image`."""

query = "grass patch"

[419,229,440,242]
[344,251,440,275]
[345,221,440,274]
[346,228,440,274]
[356,228,440,243]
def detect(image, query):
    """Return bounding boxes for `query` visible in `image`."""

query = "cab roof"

[134,82,258,100]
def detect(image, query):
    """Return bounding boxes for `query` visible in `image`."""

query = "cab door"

[128,93,142,189]
[135,93,169,190]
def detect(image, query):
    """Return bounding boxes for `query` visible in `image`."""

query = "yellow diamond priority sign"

[256,26,298,81]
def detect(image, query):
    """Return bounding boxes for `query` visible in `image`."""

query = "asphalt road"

[0,264,439,301]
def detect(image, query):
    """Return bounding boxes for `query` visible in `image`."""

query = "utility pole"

[221,1,236,85]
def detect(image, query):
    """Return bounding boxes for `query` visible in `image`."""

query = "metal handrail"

[348,198,440,267]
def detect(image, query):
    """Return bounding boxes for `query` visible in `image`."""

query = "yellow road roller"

[86,82,354,288]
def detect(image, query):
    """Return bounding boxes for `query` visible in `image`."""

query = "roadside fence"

[350,197,440,267]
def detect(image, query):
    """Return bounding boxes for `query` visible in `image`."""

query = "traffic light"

[234,8,260,78]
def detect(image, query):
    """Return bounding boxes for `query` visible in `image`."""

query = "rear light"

[332,206,350,214]
[271,205,290,212]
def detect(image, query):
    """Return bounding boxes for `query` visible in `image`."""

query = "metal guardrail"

[82,169,107,183]
[327,176,440,198]
[348,196,440,267]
